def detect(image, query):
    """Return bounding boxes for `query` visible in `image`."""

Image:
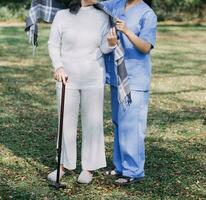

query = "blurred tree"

[153,0,205,20]
[0,0,205,20]
[0,0,204,11]
[0,0,31,10]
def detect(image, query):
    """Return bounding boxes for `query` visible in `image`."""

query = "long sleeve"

[48,12,63,71]
[100,17,116,54]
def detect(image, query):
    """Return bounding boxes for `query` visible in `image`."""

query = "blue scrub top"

[102,0,157,91]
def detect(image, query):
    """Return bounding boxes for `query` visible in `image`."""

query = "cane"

[49,79,67,189]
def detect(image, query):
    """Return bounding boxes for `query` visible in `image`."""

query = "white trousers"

[56,84,106,171]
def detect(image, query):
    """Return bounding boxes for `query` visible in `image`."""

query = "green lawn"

[0,24,205,200]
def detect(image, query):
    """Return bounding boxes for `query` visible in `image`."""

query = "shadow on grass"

[0,25,206,199]
[152,87,206,96]
[1,136,205,199]
[1,69,205,199]
[0,185,33,200]
[120,137,206,199]
[1,61,205,165]
[158,24,206,32]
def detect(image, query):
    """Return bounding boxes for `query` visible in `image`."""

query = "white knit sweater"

[48,6,113,89]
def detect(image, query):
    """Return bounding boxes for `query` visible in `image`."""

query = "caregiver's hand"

[54,67,68,85]
[107,27,118,47]
[116,19,129,35]
[116,18,151,54]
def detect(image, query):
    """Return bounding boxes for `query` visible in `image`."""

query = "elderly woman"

[47,0,117,184]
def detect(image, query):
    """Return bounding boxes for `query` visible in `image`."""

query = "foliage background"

[0,0,206,21]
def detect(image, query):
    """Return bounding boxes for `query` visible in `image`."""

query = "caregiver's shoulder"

[142,2,157,18]
[102,0,122,4]
[101,0,122,7]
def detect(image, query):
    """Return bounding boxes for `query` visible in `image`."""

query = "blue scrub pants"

[111,86,150,178]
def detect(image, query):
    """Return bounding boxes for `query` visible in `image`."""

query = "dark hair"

[59,0,82,14]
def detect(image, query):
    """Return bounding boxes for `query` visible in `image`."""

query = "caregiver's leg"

[81,87,106,170]
[118,91,150,178]
[56,85,80,170]
[110,86,123,174]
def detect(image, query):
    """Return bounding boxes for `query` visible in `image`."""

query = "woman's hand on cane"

[54,67,68,85]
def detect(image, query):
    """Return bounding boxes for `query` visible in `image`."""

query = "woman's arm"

[48,12,68,84]
[48,12,63,71]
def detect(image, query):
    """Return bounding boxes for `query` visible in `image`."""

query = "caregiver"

[47,0,117,184]
[100,0,157,184]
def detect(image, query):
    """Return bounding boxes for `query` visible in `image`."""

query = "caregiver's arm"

[116,19,151,54]
[48,11,68,85]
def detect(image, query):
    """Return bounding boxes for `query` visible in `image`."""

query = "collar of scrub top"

[107,0,145,21]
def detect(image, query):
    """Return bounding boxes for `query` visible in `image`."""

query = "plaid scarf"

[25,0,63,49]
[25,0,132,105]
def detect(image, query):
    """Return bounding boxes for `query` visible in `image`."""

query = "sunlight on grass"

[0,24,206,199]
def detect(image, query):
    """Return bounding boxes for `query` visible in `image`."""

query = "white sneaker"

[77,170,93,184]
[47,169,65,182]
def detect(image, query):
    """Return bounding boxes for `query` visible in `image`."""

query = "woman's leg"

[80,87,106,171]
[56,85,80,170]
[117,91,150,178]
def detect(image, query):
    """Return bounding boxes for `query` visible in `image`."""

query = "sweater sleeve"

[100,16,116,54]
[48,11,63,71]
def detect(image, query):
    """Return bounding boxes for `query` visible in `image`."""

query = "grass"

[0,7,26,21]
[0,24,206,200]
